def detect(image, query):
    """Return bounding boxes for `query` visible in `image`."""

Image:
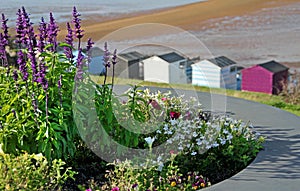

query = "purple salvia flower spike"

[74,48,85,81]
[86,38,94,68]
[72,6,84,41]
[17,50,28,81]
[103,42,110,68]
[58,74,62,89]
[15,9,24,45]
[28,43,38,82]
[13,70,18,81]
[1,14,10,46]
[47,12,59,51]
[112,49,118,65]
[86,38,94,52]
[64,22,74,60]
[38,17,47,52]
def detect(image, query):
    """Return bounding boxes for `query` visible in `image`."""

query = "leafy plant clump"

[0,151,76,190]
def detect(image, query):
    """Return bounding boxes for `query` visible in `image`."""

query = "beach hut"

[143,52,190,84]
[241,60,289,95]
[110,51,146,79]
[87,47,105,75]
[191,56,238,89]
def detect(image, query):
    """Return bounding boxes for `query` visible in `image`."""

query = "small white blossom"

[192,132,198,137]
[170,119,177,126]
[144,137,155,146]
[191,151,197,156]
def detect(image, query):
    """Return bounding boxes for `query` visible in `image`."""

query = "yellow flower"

[5,184,10,190]
[171,181,176,187]
[193,186,198,190]
[200,183,205,187]
[188,175,191,181]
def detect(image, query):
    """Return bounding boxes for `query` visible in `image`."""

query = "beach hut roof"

[258,60,288,73]
[118,51,145,61]
[207,56,236,68]
[158,52,185,63]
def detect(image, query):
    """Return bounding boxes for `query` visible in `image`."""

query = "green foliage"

[0,151,76,191]
[0,48,79,161]
[82,154,210,191]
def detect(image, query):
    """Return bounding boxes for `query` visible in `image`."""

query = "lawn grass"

[91,75,300,117]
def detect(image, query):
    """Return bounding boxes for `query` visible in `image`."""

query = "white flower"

[191,151,197,156]
[157,162,164,171]
[212,143,219,147]
[227,134,233,140]
[144,137,155,146]
[206,145,212,150]
[167,139,173,144]
[170,119,177,126]
[178,145,183,150]
[163,124,169,131]
[192,132,198,137]
[156,130,162,134]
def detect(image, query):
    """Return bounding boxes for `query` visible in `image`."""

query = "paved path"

[114,86,300,191]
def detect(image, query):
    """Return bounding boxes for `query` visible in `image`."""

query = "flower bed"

[0,7,264,191]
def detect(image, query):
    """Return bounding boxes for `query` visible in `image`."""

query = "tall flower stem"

[111,49,117,90]
[45,91,49,123]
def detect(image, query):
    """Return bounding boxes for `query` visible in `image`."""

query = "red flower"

[170,111,181,119]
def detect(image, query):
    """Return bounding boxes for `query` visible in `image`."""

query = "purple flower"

[38,17,47,52]
[13,70,18,81]
[19,7,31,45]
[64,22,74,59]
[85,189,92,191]
[17,50,28,81]
[74,48,85,81]
[1,14,9,45]
[58,74,62,88]
[72,7,84,40]
[15,9,25,44]
[103,42,110,68]
[86,38,94,52]
[0,33,6,60]
[27,25,37,47]
[132,183,138,188]
[37,62,48,90]
[47,12,59,51]
[28,44,38,82]
[112,49,117,65]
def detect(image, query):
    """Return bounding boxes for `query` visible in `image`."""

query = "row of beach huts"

[87,47,289,95]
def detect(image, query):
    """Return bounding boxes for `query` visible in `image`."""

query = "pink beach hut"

[241,61,289,95]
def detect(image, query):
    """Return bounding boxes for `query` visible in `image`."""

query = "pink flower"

[161,97,167,101]
[111,187,120,191]
[170,111,181,119]
[86,189,92,191]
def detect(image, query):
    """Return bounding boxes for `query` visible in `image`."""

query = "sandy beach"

[58,0,300,67]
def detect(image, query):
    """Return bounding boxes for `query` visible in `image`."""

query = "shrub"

[0,151,76,190]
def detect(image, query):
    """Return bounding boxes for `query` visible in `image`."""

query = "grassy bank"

[91,75,300,117]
